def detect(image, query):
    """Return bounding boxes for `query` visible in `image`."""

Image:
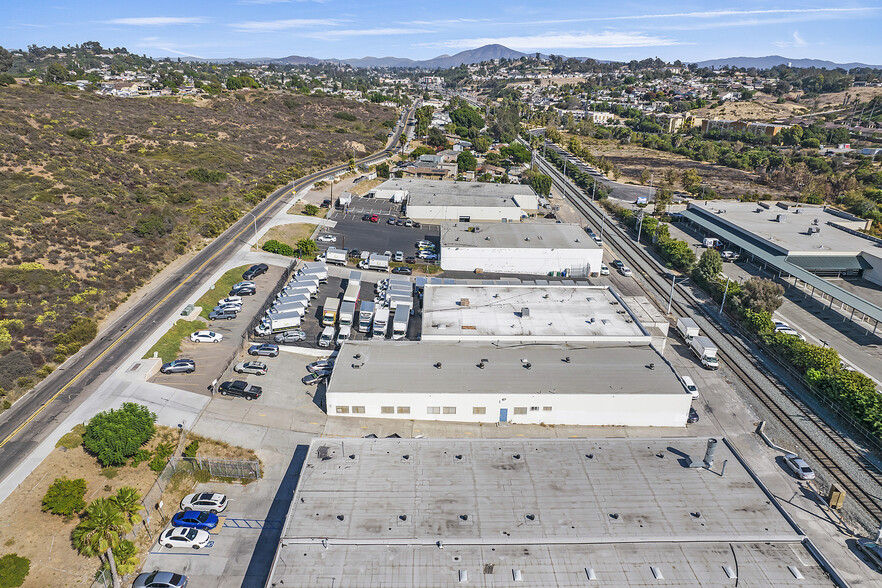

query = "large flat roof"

[441,221,598,249]
[421,284,648,341]
[686,201,881,256]
[326,341,681,396]
[267,438,834,587]
[376,178,537,208]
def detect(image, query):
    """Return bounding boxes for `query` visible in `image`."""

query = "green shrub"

[100,467,118,479]
[334,112,357,122]
[194,468,211,483]
[41,477,87,517]
[129,448,151,467]
[0,352,34,392]
[262,240,295,256]
[55,423,86,449]
[303,204,319,216]
[83,403,157,466]
[66,128,92,140]
[186,168,228,183]
[149,442,175,472]
[0,553,30,588]
[183,440,200,458]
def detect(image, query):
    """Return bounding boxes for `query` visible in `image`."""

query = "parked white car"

[682,376,699,399]
[190,330,223,343]
[599,264,610,276]
[218,296,243,306]
[317,234,337,243]
[619,267,633,277]
[783,454,815,480]
[181,492,228,513]
[159,527,211,550]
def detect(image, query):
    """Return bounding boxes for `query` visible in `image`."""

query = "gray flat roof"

[441,221,599,249]
[267,438,833,587]
[326,341,682,396]
[421,284,647,341]
[686,201,880,256]
[376,178,537,207]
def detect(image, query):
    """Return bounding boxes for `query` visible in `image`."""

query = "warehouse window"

[543,406,552,411]
[530,406,539,412]
[473,407,486,415]
[381,406,394,414]
[514,407,527,415]
[427,406,440,414]
[352,406,365,414]
[336,406,349,414]
[397,406,411,414]
[443,407,456,414]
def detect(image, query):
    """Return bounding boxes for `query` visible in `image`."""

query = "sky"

[4,1,881,64]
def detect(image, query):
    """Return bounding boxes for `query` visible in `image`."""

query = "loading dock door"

[459,216,471,223]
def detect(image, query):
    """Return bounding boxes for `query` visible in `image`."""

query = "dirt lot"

[692,86,882,121]
[0,425,258,587]
[568,134,789,199]
[256,223,316,250]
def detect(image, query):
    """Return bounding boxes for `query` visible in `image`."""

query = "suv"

[248,343,280,357]
[857,539,882,573]
[242,263,269,280]
[160,359,196,374]
[393,251,404,262]
[218,380,263,400]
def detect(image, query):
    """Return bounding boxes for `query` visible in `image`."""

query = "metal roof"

[681,208,882,325]
[786,254,872,272]
[440,222,598,250]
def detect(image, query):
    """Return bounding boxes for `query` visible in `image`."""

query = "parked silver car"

[233,361,268,376]
[133,571,188,588]
[274,330,307,344]
[160,359,196,374]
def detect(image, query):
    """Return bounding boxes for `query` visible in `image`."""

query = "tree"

[743,309,775,335]
[410,145,435,159]
[528,173,552,197]
[739,277,784,313]
[457,150,477,172]
[296,238,318,257]
[639,169,651,185]
[472,136,490,153]
[41,477,87,518]
[426,127,448,148]
[376,163,390,178]
[0,46,13,73]
[449,107,483,130]
[0,553,29,588]
[692,249,722,286]
[110,487,143,529]
[303,204,319,216]
[82,403,156,467]
[500,143,531,164]
[72,498,130,588]
[44,63,69,85]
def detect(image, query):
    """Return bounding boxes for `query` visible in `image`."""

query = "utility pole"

[720,276,731,315]
[592,177,597,200]
[666,275,686,315]
[636,210,645,243]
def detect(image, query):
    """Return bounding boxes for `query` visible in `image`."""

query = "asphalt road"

[0,106,415,486]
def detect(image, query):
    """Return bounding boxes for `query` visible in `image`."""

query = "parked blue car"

[171,510,219,531]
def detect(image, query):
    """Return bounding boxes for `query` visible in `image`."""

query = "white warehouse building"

[326,341,691,427]
[440,222,602,275]
[421,284,650,344]
[373,178,540,222]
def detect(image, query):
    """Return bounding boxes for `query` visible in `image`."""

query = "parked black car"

[348,249,361,258]
[218,380,263,400]
[361,214,372,221]
[229,285,256,297]
[160,359,196,374]
[242,263,268,280]
[321,199,332,208]
[687,407,699,423]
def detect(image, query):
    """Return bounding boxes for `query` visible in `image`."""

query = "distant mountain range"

[191,45,880,71]
[191,44,529,68]
[692,55,882,70]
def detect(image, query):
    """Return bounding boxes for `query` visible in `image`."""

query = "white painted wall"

[441,246,603,275]
[406,205,524,222]
[863,251,882,287]
[327,390,691,427]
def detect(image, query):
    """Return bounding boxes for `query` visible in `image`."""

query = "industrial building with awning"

[679,201,882,334]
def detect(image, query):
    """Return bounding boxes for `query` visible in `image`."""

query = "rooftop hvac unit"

[755,208,763,213]
[776,214,786,222]
[459,298,470,307]
[520,307,530,317]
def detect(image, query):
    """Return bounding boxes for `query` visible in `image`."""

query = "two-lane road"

[0,106,414,486]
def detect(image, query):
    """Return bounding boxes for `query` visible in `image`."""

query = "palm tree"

[72,498,130,588]
[111,487,143,528]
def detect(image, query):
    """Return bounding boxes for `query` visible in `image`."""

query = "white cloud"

[230,18,340,32]
[104,17,209,26]
[424,31,683,51]
[774,30,808,49]
[521,6,879,26]
[305,27,434,40]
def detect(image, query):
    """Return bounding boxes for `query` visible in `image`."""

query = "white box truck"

[348,271,362,289]
[255,311,302,335]
[322,297,340,326]
[339,301,356,327]
[326,247,348,266]
[318,325,336,347]
[358,300,375,333]
[676,317,700,342]
[372,307,390,339]
[388,295,411,311]
[368,253,390,271]
[392,302,411,340]
[297,266,328,283]
[269,300,308,316]
[284,280,317,296]
[343,283,360,304]
[690,336,719,370]
[273,292,310,306]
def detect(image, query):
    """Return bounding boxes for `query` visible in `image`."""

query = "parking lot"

[315,196,440,261]
[150,265,288,395]
[250,271,422,350]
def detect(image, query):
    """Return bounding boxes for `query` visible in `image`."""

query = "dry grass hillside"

[693,87,882,121]
[0,85,395,398]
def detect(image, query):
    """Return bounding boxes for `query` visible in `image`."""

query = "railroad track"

[534,148,882,528]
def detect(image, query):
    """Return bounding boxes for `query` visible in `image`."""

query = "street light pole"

[636,211,644,243]
[720,276,731,315]
[667,276,678,315]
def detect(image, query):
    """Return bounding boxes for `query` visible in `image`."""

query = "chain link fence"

[168,456,261,480]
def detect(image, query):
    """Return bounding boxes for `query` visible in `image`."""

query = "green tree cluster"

[41,477,87,517]
[83,403,156,467]
[262,239,295,256]
[457,150,477,172]
[0,553,29,588]
[186,168,228,183]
